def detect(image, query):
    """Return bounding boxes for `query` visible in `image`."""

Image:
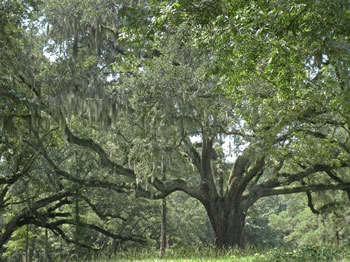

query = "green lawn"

[75,256,258,262]
[83,259,258,262]
[73,246,350,262]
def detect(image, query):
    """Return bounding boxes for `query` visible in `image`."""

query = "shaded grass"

[72,245,350,262]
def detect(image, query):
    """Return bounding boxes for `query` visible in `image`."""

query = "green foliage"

[166,192,213,246]
[1,0,350,257]
[199,0,350,153]
[269,193,350,247]
[68,246,350,262]
[267,246,350,262]
[245,196,286,247]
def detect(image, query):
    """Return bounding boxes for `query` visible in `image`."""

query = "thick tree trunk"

[197,138,249,248]
[205,200,246,248]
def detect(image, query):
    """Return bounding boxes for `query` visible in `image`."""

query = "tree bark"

[44,229,51,262]
[204,198,246,248]
[196,140,249,248]
[160,156,167,256]
[160,198,166,256]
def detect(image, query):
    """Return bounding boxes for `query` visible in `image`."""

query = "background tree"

[0,2,157,259]
[270,191,350,247]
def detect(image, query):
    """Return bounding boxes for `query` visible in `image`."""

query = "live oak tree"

[114,22,350,248]
[78,1,350,248]
[2,0,350,251]
[0,69,148,259]
[198,0,350,247]
[0,1,152,257]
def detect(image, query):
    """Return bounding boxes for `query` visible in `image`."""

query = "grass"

[71,245,350,262]
[78,259,260,262]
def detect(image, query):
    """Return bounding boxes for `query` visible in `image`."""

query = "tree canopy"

[1,0,350,259]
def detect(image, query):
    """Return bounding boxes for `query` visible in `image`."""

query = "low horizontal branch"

[82,196,127,221]
[46,219,146,243]
[64,124,135,179]
[260,182,350,198]
[137,178,203,202]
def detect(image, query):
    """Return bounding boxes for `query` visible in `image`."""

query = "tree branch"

[136,178,203,202]
[0,191,72,249]
[325,169,350,200]
[305,190,320,215]
[257,164,333,190]
[259,182,350,198]
[181,135,201,172]
[41,219,146,244]
[238,156,265,195]
[82,196,127,221]
[31,127,133,194]
[64,123,135,179]
[301,180,320,215]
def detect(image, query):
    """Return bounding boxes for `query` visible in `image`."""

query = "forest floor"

[73,246,350,262]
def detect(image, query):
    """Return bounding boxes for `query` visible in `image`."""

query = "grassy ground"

[72,246,350,262]
[80,259,260,262]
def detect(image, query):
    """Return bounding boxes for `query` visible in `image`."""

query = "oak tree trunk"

[205,199,246,248]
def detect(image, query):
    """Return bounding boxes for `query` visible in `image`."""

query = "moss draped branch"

[245,162,350,207]
[137,178,203,201]
[258,182,350,198]
[64,124,136,179]
[0,191,72,250]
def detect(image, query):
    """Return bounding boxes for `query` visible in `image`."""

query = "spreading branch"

[82,196,127,221]
[137,178,203,202]
[0,191,72,249]
[64,123,136,179]
[325,170,350,200]
[259,182,350,198]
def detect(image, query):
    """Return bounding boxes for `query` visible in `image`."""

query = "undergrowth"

[71,245,350,262]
